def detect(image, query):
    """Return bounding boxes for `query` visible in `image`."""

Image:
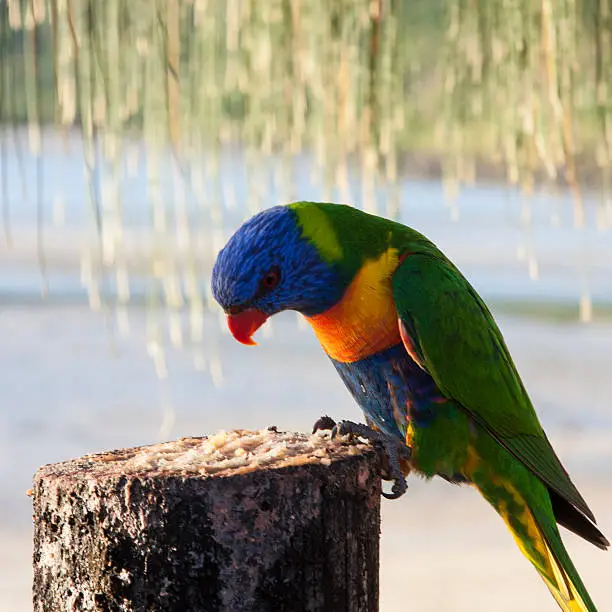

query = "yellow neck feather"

[305,248,401,363]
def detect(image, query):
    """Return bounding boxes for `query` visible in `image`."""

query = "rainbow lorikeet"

[211,202,608,611]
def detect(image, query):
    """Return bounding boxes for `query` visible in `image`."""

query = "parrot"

[211,201,608,611]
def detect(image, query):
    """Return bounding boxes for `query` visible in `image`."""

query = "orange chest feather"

[305,249,402,363]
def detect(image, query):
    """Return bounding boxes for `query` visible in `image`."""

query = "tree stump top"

[33,429,381,611]
[34,428,376,485]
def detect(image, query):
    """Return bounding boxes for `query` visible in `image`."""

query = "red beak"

[226,308,268,346]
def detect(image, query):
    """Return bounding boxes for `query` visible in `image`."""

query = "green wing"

[392,252,595,522]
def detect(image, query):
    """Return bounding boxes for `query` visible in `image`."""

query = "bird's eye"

[260,267,280,292]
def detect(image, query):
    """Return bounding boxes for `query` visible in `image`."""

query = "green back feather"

[391,253,595,522]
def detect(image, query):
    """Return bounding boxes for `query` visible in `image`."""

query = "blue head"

[211,205,345,343]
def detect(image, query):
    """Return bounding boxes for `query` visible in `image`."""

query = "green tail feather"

[474,468,598,612]
[532,503,598,612]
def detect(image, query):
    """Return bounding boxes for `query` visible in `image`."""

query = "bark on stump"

[33,428,381,612]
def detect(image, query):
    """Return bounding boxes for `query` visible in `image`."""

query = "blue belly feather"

[330,343,445,440]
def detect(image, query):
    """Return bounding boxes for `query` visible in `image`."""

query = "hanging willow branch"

[0,0,609,352]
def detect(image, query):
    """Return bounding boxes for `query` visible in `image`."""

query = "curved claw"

[331,420,353,438]
[312,415,338,434]
[326,419,412,501]
[382,478,408,500]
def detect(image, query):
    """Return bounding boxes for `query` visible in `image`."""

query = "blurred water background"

[1,1,611,610]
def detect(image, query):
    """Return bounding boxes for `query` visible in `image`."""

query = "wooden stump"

[32,428,381,612]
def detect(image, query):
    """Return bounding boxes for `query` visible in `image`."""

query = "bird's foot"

[312,416,411,500]
[312,415,338,434]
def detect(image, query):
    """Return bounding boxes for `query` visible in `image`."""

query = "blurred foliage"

[2,0,612,218]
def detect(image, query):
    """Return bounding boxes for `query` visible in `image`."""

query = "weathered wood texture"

[33,429,381,612]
